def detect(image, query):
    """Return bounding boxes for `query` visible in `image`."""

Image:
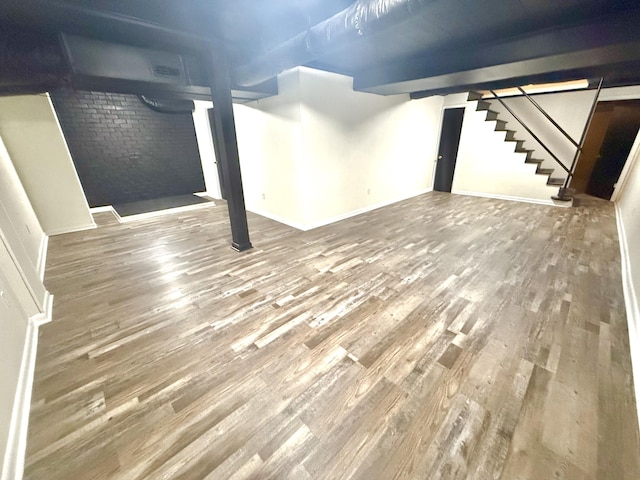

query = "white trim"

[192,101,223,200]
[36,235,48,281]
[451,189,562,207]
[117,201,216,224]
[46,222,97,237]
[615,203,640,433]
[611,129,640,202]
[249,188,433,231]
[89,205,115,214]
[442,102,470,109]
[1,293,53,480]
[303,188,434,230]
[246,208,307,231]
[193,192,215,199]
[482,80,590,98]
[599,86,640,102]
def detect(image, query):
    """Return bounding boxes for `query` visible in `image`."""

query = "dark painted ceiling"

[3,0,640,97]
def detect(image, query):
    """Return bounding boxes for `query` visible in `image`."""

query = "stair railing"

[487,78,604,201]
[515,86,581,151]
[488,90,570,174]
[560,78,604,198]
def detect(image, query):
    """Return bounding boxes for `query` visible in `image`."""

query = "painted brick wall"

[50,89,205,207]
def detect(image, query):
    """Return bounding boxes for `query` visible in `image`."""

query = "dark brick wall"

[51,89,205,207]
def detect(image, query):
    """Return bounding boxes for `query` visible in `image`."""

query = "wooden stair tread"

[485,111,499,121]
[476,100,492,111]
[469,91,575,205]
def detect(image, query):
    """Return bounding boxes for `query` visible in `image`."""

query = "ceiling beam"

[353,10,640,96]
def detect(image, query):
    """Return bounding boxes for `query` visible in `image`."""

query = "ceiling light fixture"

[481,79,590,98]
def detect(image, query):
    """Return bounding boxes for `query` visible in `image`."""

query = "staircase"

[467,91,571,203]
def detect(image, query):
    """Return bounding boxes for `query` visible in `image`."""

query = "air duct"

[139,95,195,114]
[233,0,432,87]
[0,28,69,95]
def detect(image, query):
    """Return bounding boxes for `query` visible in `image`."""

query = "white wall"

[0,136,47,311]
[235,69,307,227]
[447,86,640,205]
[0,94,94,236]
[0,243,30,480]
[484,86,640,182]
[617,136,640,430]
[235,67,443,229]
[299,68,443,227]
[447,93,561,205]
[0,132,51,479]
[600,85,640,102]
[192,101,222,199]
[488,90,595,177]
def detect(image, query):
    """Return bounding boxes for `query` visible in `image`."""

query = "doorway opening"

[573,100,640,200]
[434,107,465,192]
[207,107,228,200]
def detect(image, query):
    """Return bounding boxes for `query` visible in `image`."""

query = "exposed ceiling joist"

[3,1,640,99]
[353,10,640,96]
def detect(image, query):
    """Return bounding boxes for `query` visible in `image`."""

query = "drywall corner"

[0,94,94,235]
[616,203,640,436]
[36,235,48,282]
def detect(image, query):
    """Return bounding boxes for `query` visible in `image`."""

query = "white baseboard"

[118,201,216,223]
[36,235,48,281]
[194,191,221,200]
[248,188,433,231]
[304,188,434,231]
[89,205,115,214]
[615,203,640,433]
[92,201,218,224]
[46,222,97,237]
[452,189,558,207]
[1,293,53,480]
[91,200,217,224]
[245,208,307,231]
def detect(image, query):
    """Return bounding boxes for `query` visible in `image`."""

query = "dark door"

[586,102,640,200]
[434,108,465,192]
[207,107,227,199]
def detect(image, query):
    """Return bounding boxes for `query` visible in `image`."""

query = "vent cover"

[153,65,181,77]
[62,34,186,85]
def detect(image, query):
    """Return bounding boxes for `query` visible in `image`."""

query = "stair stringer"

[451,101,564,205]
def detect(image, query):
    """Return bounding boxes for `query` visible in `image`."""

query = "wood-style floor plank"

[24,192,640,479]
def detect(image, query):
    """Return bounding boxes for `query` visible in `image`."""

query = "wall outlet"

[367,188,371,195]
[262,193,266,200]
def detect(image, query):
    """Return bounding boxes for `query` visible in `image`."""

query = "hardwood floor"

[25,192,640,479]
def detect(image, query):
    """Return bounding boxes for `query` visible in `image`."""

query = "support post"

[205,43,252,251]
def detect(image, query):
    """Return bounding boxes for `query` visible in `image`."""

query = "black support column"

[205,43,252,251]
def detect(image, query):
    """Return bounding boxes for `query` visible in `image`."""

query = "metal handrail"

[515,86,580,150]
[563,77,604,191]
[488,90,571,174]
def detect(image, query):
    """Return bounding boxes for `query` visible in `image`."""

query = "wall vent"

[153,65,181,77]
